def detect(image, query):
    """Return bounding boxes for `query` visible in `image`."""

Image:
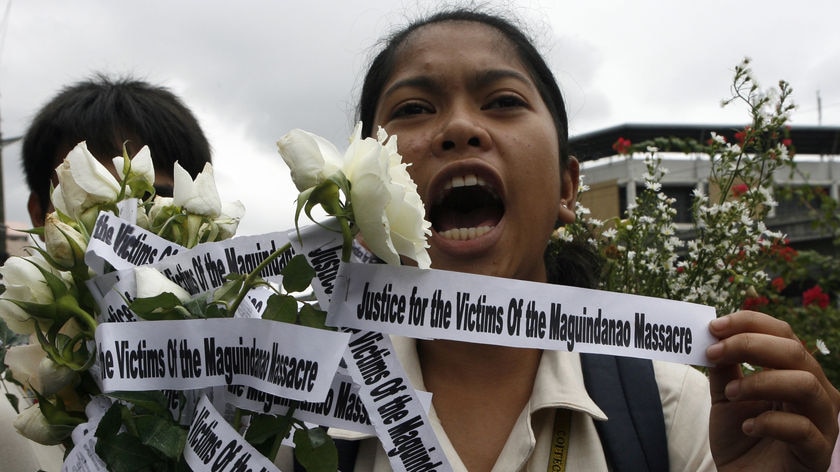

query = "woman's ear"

[557,157,580,224]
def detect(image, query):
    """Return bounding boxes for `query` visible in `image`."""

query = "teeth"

[442,173,486,190]
[439,225,494,241]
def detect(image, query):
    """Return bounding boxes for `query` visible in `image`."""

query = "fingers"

[707,311,840,469]
[708,310,797,341]
[724,369,837,435]
[706,331,819,372]
[744,410,834,467]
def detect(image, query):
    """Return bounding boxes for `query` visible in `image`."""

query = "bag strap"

[580,354,670,472]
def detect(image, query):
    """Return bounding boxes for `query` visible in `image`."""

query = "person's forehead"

[399,21,518,63]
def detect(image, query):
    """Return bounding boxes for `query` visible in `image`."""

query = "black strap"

[580,354,670,472]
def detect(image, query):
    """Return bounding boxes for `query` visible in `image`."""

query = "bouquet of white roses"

[0,122,432,472]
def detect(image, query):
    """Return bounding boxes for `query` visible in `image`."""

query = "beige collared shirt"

[326,336,715,471]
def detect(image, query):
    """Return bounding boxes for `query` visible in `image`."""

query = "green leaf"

[33,389,86,427]
[95,402,125,438]
[298,304,329,330]
[134,415,187,459]
[106,391,172,417]
[95,432,162,472]
[244,413,296,445]
[213,275,247,306]
[130,292,184,314]
[261,294,299,324]
[281,254,316,293]
[130,293,190,321]
[4,393,20,414]
[294,427,338,472]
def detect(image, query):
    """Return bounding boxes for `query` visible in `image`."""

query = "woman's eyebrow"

[381,68,531,101]
[473,68,531,88]
[381,75,441,101]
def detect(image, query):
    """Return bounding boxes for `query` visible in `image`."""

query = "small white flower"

[276,128,343,191]
[112,145,155,194]
[135,266,192,302]
[44,213,88,270]
[173,162,222,217]
[816,339,830,355]
[0,253,66,334]
[14,405,72,445]
[602,228,617,239]
[277,123,432,268]
[214,200,246,240]
[344,125,431,268]
[51,142,121,219]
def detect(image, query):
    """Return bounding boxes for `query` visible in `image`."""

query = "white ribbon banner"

[328,262,717,366]
[292,220,452,472]
[184,395,280,472]
[95,318,350,402]
[86,211,184,275]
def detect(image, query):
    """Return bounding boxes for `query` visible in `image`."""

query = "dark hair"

[358,9,595,287]
[357,8,570,167]
[22,74,212,213]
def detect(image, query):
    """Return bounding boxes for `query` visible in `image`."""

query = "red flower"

[782,138,793,147]
[771,277,786,293]
[731,183,749,197]
[612,137,632,155]
[802,285,830,309]
[734,126,751,145]
[742,295,769,311]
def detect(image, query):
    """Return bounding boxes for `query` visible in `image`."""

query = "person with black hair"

[1,73,213,472]
[316,8,840,471]
[21,74,212,227]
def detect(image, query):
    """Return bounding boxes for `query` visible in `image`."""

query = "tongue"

[435,205,502,232]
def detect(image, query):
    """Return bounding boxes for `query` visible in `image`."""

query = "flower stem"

[228,242,292,314]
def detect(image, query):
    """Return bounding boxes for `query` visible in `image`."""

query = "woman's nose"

[435,108,491,155]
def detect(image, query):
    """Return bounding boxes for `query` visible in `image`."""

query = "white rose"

[276,128,343,191]
[4,345,77,396]
[13,405,72,445]
[44,213,88,270]
[173,162,221,217]
[51,142,121,219]
[0,253,61,334]
[134,266,192,302]
[215,200,246,240]
[343,125,431,268]
[112,145,155,198]
[36,357,80,396]
[148,196,174,225]
[4,344,44,390]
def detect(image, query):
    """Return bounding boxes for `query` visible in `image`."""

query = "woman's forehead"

[396,20,520,67]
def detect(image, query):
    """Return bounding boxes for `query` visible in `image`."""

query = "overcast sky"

[2,0,839,236]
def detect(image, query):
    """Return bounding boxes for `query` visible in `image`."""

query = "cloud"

[3,0,839,237]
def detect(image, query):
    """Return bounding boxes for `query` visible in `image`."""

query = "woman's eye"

[391,102,432,119]
[484,95,526,110]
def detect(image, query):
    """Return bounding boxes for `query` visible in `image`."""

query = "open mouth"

[431,173,504,241]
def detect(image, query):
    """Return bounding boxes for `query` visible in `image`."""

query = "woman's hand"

[707,311,840,471]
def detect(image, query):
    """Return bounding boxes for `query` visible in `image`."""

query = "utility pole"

[0,112,23,263]
[818,90,823,126]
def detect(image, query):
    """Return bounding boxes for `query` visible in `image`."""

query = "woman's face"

[372,21,578,282]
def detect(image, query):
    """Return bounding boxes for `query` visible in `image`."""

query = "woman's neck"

[417,339,541,388]
[417,339,542,471]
